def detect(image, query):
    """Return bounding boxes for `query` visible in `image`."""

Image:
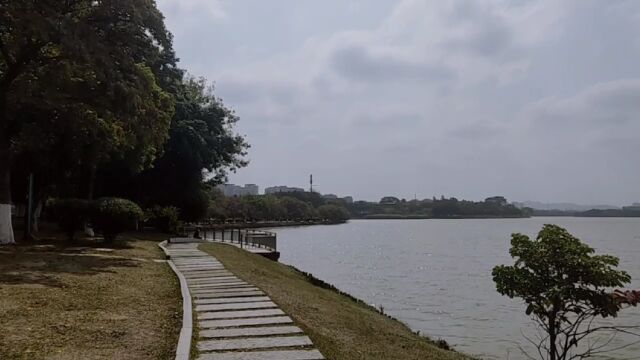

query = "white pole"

[0,203,15,244]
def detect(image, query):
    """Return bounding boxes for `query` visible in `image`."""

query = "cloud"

[530,79,640,126]
[447,123,504,140]
[330,45,453,83]
[158,0,640,204]
[158,0,226,20]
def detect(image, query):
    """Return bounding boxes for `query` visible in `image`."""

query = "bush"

[93,197,143,243]
[145,206,180,233]
[317,204,351,223]
[47,198,92,241]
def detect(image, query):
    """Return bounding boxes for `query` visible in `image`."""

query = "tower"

[310,174,313,193]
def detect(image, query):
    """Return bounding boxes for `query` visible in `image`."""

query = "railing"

[178,225,277,252]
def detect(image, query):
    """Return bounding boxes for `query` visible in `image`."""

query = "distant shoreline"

[352,214,640,219]
[532,209,640,218]
[352,214,530,220]
[188,220,347,230]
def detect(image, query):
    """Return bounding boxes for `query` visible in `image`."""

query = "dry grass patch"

[0,233,181,360]
[200,243,473,360]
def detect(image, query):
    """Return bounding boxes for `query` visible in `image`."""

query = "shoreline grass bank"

[0,232,181,359]
[199,242,474,360]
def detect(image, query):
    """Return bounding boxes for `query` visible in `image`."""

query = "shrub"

[93,198,143,243]
[317,204,351,223]
[47,198,92,241]
[145,206,180,233]
[493,225,633,360]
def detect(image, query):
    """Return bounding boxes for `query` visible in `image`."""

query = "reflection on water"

[271,218,640,359]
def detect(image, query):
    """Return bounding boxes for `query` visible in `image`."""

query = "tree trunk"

[549,312,557,360]
[0,138,14,244]
[32,198,43,233]
[84,164,97,237]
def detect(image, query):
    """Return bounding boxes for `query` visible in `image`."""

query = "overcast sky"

[156,0,640,205]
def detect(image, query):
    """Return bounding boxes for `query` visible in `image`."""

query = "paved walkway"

[165,242,324,360]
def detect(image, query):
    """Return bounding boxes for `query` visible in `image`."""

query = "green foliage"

[207,194,341,222]
[347,196,525,218]
[0,2,248,242]
[96,76,248,222]
[177,187,210,222]
[317,204,351,223]
[1,0,177,229]
[47,198,92,241]
[272,191,325,208]
[93,198,143,243]
[145,206,180,234]
[492,225,632,360]
[279,196,317,221]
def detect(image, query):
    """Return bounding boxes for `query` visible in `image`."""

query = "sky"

[156,0,640,205]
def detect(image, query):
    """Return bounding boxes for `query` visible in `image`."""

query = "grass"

[199,242,474,360]
[0,232,181,360]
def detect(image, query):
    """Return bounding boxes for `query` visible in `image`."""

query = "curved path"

[164,241,325,360]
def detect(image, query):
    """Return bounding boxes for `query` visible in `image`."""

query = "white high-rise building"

[264,186,305,194]
[217,183,259,197]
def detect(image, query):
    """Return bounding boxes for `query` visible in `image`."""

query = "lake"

[270,218,640,359]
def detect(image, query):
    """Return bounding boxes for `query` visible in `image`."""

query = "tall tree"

[0,0,176,243]
[98,76,248,221]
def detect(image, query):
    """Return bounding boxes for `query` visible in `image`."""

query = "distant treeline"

[347,196,530,219]
[533,209,640,217]
[208,191,350,223]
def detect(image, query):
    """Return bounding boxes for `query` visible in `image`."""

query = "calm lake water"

[270,218,640,359]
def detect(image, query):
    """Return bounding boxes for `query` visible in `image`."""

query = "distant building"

[380,196,400,205]
[623,203,640,211]
[218,183,259,197]
[244,184,259,195]
[485,196,508,206]
[342,196,353,204]
[322,194,338,200]
[265,186,305,194]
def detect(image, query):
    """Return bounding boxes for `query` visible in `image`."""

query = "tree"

[279,196,316,220]
[1,0,176,243]
[493,225,638,360]
[97,76,248,222]
[317,204,350,223]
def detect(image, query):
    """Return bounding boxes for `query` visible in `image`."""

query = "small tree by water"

[492,224,639,360]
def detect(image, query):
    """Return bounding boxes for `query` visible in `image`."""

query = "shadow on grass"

[14,233,136,251]
[0,237,143,288]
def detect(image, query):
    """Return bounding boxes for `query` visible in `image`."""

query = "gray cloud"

[330,45,454,83]
[447,123,504,140]
[528,79,640,129]
[158,0,640,205]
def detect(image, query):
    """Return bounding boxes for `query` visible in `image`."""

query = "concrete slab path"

[165,242,325,360]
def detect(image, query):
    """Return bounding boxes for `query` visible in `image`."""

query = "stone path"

[165,242,325,360]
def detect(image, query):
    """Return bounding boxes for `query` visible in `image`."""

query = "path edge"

[159,240,193,360]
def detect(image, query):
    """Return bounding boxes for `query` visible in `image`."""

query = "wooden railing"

[178,225,277,251]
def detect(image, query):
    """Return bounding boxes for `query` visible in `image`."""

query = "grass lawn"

[0,232,181,360]
[199,243,473,360]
